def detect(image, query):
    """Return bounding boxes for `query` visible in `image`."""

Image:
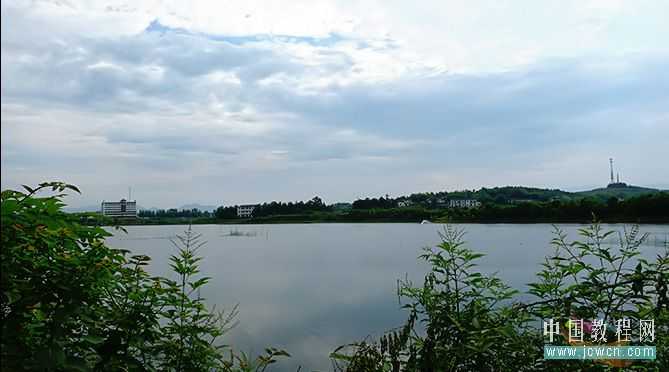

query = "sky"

[2,0,668,209]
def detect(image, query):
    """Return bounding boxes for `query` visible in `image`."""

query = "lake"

[106,223,668,371]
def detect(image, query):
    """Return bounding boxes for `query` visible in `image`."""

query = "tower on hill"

[607,158,628,188]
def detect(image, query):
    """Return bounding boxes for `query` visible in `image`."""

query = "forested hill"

[390,185,662,206]
[474,185,663,202]
[574,185,662,200]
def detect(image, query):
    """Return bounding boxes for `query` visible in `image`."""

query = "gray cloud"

[2,13,668,207]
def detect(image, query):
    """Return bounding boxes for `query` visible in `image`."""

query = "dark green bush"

[1,183,287,371]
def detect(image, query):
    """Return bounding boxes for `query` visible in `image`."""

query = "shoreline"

[99,218,669,226]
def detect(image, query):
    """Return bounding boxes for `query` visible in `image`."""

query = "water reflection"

[105,223,667,371]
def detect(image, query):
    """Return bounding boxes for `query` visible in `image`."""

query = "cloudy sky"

[2,0,668,209]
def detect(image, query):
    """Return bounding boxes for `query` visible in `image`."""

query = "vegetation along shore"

[77,186,668,225]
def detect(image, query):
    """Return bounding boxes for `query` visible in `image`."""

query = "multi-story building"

[101,199,137,218]
[236,204,257,218]
[448,199,481,209]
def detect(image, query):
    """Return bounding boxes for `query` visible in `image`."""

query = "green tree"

[1,182,126,370]
[1,183,288,371]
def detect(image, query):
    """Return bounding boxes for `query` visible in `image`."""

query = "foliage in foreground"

[331,223,668,371]
[2,182,667,371]
[1,182,288,371]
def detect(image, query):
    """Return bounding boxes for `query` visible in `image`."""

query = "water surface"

[106,223,668,371]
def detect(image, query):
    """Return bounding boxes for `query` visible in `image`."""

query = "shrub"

[1,183,287,371]
[529,222,668,370]
[332,222,668,371]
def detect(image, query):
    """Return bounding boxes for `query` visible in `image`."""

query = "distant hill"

[373,185,665,209]
[574,185,661,200]
[475,186,573,202]
[473,185,663,203]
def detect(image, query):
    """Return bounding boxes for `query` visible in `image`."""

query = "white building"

[236,204,257,218]
[397,200,413,208]
[448,199,481,209]
[101,199,137,218]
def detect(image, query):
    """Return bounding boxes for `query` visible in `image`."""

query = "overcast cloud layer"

[2,0,668,208]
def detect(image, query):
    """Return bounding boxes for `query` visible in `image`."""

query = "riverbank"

[81,213,669,226]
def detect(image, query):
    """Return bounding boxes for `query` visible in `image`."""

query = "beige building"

[101,199,137,218]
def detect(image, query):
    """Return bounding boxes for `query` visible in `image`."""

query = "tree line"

[453,192,669,223]
[212,196,330,219]
[134,189,668,223]
[138,208,213,218]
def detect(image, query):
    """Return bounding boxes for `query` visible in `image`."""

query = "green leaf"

[83,335,105,345]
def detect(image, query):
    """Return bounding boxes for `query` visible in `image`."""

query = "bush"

[332,223,668,371]
[529,223,668,370]
[1,182,287,371]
